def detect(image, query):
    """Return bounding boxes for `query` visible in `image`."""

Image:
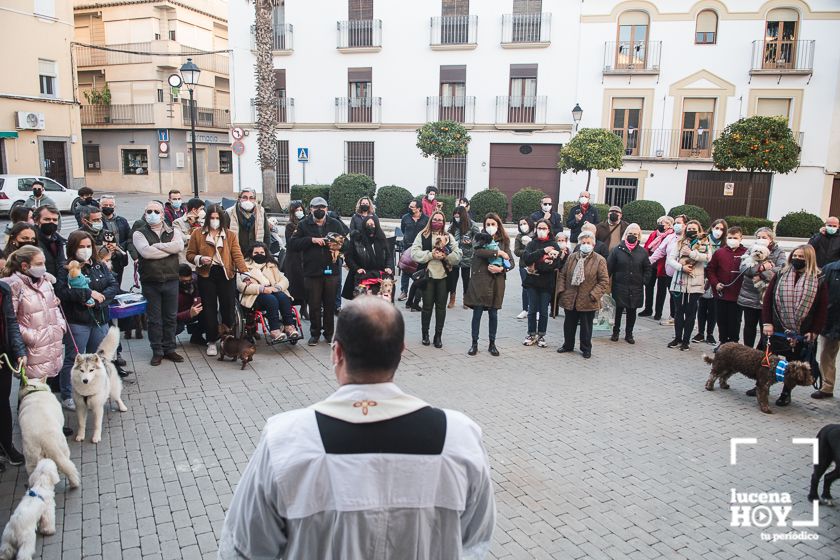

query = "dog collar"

[27,489,44,501]
[19,384,50,401]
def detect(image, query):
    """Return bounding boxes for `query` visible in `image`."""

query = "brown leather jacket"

[556,251,610,312]
[186,228,248,279]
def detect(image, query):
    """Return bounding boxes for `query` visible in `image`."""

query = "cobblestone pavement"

[1,268,839,560]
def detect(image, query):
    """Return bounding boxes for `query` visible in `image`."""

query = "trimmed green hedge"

[329,174,376,216]
[511,188,547,222]
[375,185,415,219]
[562,201,611,224]
[724,216,774,235]
[414,194,457,218]
[623,200,666,231]
[472,189,509,221]
[290,184,330,209]
[669,204,710,227]
[775,210,823,238]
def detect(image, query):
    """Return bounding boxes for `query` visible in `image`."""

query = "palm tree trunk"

[254,0,280,212]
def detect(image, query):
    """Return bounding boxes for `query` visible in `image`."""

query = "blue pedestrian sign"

[158,129,169,142]
[297,147,309,162]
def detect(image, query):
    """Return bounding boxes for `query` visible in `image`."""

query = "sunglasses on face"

[146,209,161,215]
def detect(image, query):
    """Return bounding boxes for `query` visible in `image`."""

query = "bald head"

[333,296,405,382]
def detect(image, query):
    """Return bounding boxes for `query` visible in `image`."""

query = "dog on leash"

[71,326,128,443]
[703,342,813,413]
[217,324,256,370]
[808,424,840,505]
[0,458,60,560]
[17,380,80,488]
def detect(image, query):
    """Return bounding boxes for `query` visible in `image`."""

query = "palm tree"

[253,0,280,211]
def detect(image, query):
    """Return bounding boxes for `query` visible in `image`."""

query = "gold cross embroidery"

[352,400,378,415]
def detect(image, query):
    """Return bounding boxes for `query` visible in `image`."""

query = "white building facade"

[228,0,840,221]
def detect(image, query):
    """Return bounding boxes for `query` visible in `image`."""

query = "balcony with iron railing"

[335,97,381,127]
[612,128,804,160]
[75,42,152,67]
[249,24,294,54]
[603,41,662,75]
[501,13,551,47]
[750,39,814,75]
[80,104,155,126]
[425,96,476,125]
[495,96,547,129]
[337,19,382,51]
[250,97,295,127]
[181,101,230,129]
[430,15,478,49]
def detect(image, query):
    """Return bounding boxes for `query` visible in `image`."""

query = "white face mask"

[240,200,255,212]
[579,243,594,254]
[711,228,724,239]
[726,238,740,249]
[558,241,568,250]
[454,216,460,223]
[427,193,436,201]
[485,225,497,237]
[673,223,684,234]
[76,248,92,261]
[294,210,304,220]
[579,197,588,205]
[210,219,221,230]
[755,238,770,247]
[27,265,47,278]
[536,229,549,240]
[542,203,552,211]
[519,224,529,234]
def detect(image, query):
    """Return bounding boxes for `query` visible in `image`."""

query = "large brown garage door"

[489,143,561,220]
[685,170,772,218]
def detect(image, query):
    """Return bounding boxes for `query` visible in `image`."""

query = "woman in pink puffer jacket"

[1,245,67,380]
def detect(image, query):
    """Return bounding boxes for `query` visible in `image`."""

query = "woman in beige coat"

[236,242,299,342]
[666,219,711,350]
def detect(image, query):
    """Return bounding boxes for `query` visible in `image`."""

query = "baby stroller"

[353,271,396,303]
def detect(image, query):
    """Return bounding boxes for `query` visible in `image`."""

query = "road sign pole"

[302,161,306,185]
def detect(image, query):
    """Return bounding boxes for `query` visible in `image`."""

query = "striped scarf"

[774,269,819,332]
[571,253,588,286]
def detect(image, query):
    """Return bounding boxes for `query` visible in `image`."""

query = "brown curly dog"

[703,342,812,414]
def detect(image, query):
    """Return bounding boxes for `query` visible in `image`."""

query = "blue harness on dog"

[775,359,788,384]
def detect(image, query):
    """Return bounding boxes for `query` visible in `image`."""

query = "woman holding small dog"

[522,219,562,348]
[342,216,392,301]
[447,206,480,309]
[666,220,710,350]
[607,223,651,345]
[410,210,462,348]
[761,245,827,407]
[186,204,249,357]
[238,243,299,342]
[738,227,787,348]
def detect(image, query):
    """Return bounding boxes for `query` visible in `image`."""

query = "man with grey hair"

[219,296,495,559]
[132,200,184,366]
[227,187,272,256]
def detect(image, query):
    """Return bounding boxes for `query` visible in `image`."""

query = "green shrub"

[669,204,710,227]
[472,189,509,222]
[414,194,457,218]
[375,185,415,219]
[724,216,774,235]
[289,184,330,209]
[562,201,611,224]
[775,210,823,238]
[623,200,666,231]
[511,188,548,222]
[329,174,376,216]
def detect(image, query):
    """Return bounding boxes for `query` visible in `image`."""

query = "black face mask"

[686,230,698,239]
[609,212,619,222]
[179,282,193,293]
[366,225,376,236]
[252,254,268,264]
[359,204,370,212]
[626,234,638,244]
[39,223,58,237]
[313,209,326,220]
[657,224,666,233]
[101,207,115,216]
[791,258,806,270]
[33,189,43,197]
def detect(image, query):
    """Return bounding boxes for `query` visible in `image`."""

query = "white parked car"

[0,175,81,216]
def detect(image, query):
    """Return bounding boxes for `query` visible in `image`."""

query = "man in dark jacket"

[73,186,99,227]
[163,189,185,226]
[809,216,840,267]
[398,200,428,300]
[595,206,629,253]
[288,197,348,346]
[572,223,609,259]
[530,195,564,234]
[34,205,65,280]
[175,264,205,345]
[565,191,599,242]
[813,260,840,399]
[227,187,273,256]
[99,195,132,285]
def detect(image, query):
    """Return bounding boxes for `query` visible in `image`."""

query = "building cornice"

[74,0,227,25]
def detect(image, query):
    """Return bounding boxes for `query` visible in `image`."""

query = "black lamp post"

[572,103,583,132]
[180,58,201,199]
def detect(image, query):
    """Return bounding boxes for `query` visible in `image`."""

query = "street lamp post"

[571,103,583,132]
[179,58,202,199]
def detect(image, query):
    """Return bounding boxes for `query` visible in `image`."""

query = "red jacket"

[421,197,437,217]
[644,230,670,278]
[706,245,747,301]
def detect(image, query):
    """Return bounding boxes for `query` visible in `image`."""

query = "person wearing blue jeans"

[521,219,564,348]
[238,243,300,342]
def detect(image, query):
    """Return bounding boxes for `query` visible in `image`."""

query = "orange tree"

[712,116,800,174]
[416,120,471,160]
[557,128,624,192]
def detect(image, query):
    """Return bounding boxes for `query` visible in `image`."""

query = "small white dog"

[17,380,80,488]
[0,458,60,560]
[71,326,128,444]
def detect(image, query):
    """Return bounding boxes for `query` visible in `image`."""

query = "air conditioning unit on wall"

[16,111,46,130]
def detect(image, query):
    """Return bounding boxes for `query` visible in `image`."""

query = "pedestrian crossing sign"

[297,148,309,162]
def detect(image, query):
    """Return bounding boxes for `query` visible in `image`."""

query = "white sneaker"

[537,336,547,348]
[660,318,674,326]
[516,310,528,319]
[206,343,218,357]
[523,335,537,346]
[62,398,76,411]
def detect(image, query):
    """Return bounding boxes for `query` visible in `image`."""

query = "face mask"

[657,224,666,233]
[453,215,460,223]
[39,222,58,237]
[76,248,92,261]
[558,241,568,250]
[171,200,182,209]
[686,230,698,239]
[711,228,723,239]
[726,238,740,249]
[252,254,267,264]
[27,265,47,278]
[755,238,770,247]
[294,210,304,220]
[826,226,838,236]
[431,221,444,231]
[198,209,206,220]
[542,204,552,211]
[101,207,115,216]
[359,204,370,212]
[579,197,588,205]
[626,234,638,244]
[312,209,326,220]
[609,213,619,222]
[365,224,376,233]
[33,189,43,197]
[427,193,436,201]
[579,243,594,254]
[485,225,498,237]
[180,281,193,293]
[791,258,806,270]
[537,230,549,240]
[89,221,103,232]
[240,200,255,212]
[209,219,221,230]
[145,212,161,226]
[673,224,684,234]
[519,224,529,234]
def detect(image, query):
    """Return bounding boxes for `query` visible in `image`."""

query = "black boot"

[610,329,619,342]
[467,340,478,356]
[488,341,499,357]
[300,305,309,321]
[115,354,127,367]
[422,331,431,346]
[776,391,791,406]
[433,333,442,348]
[114,361,132,378]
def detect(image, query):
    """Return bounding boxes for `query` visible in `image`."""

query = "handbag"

[398,250,418,275]
[800,339,822,390]
[411,266,429,283]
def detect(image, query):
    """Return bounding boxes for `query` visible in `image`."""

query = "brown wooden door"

[488,143,561,220]
[348,0,373,47]
[439,82,465,122]
[763,20,797,69]
[830,176,840,217]
[42,141,68,187]
[684,170,772,219]
[508,78,536,123]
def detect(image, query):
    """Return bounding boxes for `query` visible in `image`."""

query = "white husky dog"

[17,380,80,488]
[71,326,128,443]
[0,458,60,560]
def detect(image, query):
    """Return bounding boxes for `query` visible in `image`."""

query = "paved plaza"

[1,248,839,559]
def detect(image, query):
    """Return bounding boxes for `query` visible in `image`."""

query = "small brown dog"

[703,342,813,413]
[217,324,256,370]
